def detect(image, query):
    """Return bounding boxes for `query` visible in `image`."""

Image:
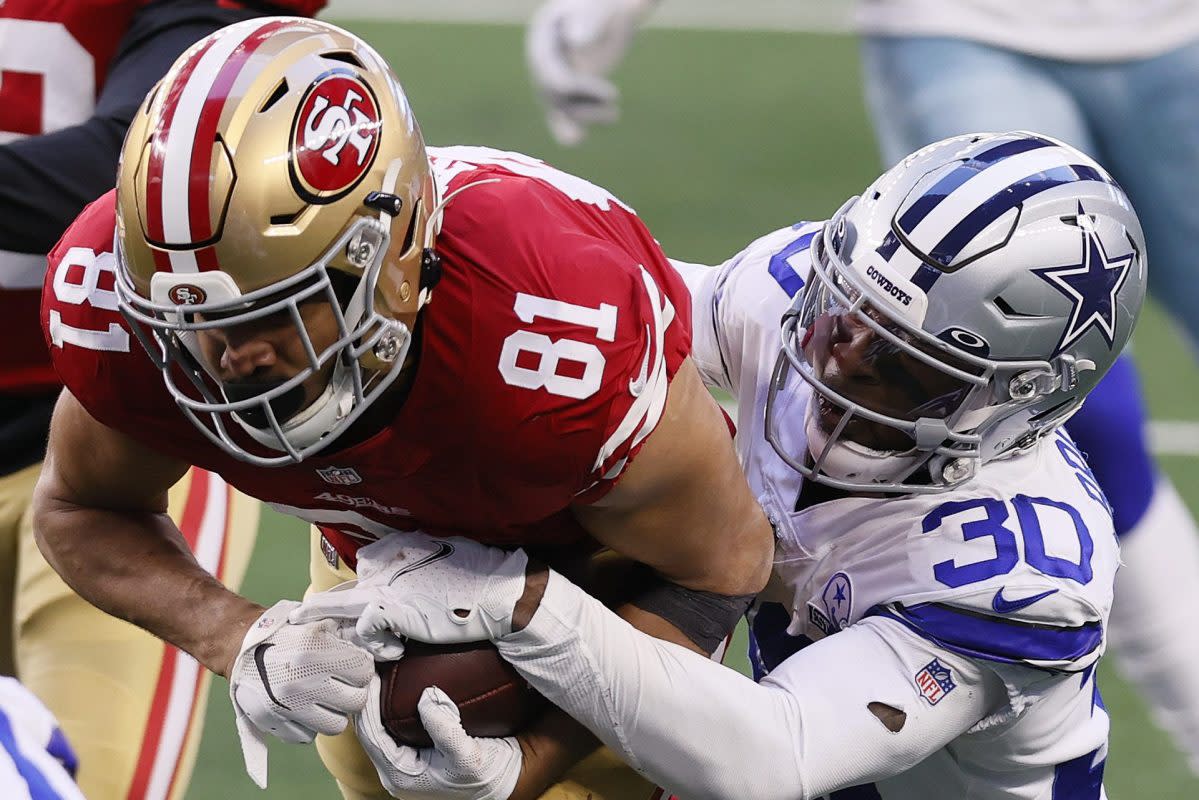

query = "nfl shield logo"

[914,658,957,705]
[317,466,362,485]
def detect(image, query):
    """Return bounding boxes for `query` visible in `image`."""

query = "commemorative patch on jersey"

[914,658,957,705]
[807,571,853,637]
[290,70,381,203]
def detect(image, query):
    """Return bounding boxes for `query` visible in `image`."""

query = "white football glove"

[354,675,522,800]
[229,600,374,788]
[526,0,658,145]
[289,532,529,657]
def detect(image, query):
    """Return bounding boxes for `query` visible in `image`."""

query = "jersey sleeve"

[42,191,178,431]
[0,677,85,800]
[432,159,691,506]
[478,230,688,504]
[668,258,734,394]
[499,572,1003,800]
[671,223,821,397]
[873,473,1117,674]
[866,596,1106,675]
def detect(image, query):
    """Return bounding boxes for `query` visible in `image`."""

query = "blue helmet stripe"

[896,136,1056,233]
[912,263,942,292]
[928,165,1111,268]
[876,230,902,260]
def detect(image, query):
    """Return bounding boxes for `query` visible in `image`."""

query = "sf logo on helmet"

[168,284,207,305]
[289,72,382,203]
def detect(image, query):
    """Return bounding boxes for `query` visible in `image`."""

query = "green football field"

[187,20,1199,798]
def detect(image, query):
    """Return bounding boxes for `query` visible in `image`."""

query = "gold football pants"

[0,462,258,800]
[307,528,661,800]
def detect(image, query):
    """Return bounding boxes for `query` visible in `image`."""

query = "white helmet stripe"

[159,23,261,251]
[905,146,1090,250]
[167,249,199,275]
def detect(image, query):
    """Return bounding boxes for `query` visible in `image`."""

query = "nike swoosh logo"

[991,587,1059,614]
[628,324,651,396]
[253,643,291,710]
[387,541,456,585]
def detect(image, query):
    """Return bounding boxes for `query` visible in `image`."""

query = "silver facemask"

[115,215,412,467]
[765,200,1078,494]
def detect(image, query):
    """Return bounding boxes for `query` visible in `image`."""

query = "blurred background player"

[0,676,85,800]
[525,0,1199,775]
[0,1,322,797]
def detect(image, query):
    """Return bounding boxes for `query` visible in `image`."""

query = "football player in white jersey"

[293,131,1143,799]
[527,1,1199,776]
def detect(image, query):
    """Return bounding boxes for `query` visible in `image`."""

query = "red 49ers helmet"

[114,17,439,465]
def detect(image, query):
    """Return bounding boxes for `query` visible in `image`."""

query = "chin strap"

[803,400,921,485]
[415,178,500,306]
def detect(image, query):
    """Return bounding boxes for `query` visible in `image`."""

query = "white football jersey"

[673,223,1119,799]
[855,0,1199,62]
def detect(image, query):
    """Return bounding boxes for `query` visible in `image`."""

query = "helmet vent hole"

[1030,399,1074,423]
[270,209,302,226]
[323,51,364,69]
[993,295,1044,320]
[398,201,419,255]
[259,79,289,113]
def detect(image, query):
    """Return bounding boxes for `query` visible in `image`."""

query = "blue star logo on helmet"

[1032,203,1134,357]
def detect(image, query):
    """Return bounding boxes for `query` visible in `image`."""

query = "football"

[377,640,548,748]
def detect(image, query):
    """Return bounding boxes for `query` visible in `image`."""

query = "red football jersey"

[0,0,146,392]
[44,148,691,567]
[0,0,327,393]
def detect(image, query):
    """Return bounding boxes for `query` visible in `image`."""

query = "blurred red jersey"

[0,0,327,393]
[44,147,691,567]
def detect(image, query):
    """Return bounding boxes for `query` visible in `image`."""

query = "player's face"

[193,297,341,422]
[801,298,971,452]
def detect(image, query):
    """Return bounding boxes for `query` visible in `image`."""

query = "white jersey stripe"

[592,266,671,472]
[143,474,228,800]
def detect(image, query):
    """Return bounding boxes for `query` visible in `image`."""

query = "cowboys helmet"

[114,18,438,465]
[767,131,1147,493]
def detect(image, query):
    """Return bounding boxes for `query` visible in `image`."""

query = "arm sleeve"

[498,572,1006,800]
[0,0,263,254]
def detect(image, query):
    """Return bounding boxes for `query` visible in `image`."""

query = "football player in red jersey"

[33,16,774,800]
[0,2,323,798]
